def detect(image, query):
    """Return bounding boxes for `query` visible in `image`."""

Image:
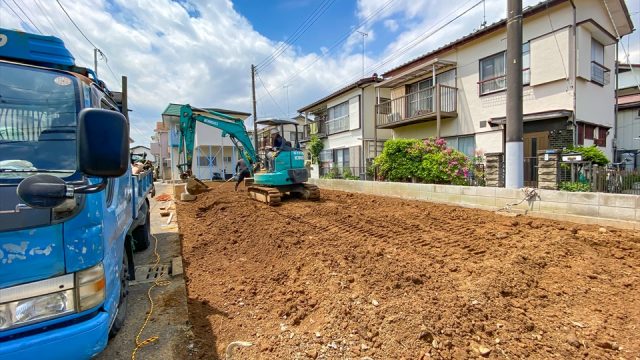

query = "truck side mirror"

[77,108,129,177]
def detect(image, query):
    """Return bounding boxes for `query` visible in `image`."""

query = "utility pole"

[357,30,368,79]
[505,0,523,188]
[251,65,258,150]
[94,48,98,76]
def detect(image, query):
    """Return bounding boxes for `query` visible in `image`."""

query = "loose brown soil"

[177,182,640,359]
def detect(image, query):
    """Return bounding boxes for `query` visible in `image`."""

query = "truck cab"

[0,29,152,359]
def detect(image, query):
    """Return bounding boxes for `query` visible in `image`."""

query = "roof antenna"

[481,0,487,27]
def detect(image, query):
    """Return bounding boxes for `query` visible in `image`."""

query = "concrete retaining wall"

[308,179,640,230]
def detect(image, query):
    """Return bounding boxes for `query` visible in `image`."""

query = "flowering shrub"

[373,137,471,184]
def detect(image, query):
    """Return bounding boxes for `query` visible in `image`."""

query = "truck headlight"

[76,262,105,311]
[0,290,75,330]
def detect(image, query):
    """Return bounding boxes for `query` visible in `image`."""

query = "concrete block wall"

[308,179,640,230]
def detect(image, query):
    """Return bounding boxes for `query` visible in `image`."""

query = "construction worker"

[235,158,251,191]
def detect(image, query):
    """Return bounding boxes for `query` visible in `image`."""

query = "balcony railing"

[375,84,457,129]
[591,61,610,86]
[326,115,349,135]
[478,68,530,95]
[301,120,327,141]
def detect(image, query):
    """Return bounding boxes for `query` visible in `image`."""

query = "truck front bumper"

[0,311,110,360]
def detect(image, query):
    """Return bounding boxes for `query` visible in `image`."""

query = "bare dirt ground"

[177,182,640,360]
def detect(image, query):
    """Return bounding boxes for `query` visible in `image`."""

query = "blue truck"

[0,29,153,358]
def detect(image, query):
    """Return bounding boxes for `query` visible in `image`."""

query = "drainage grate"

[130,263,172,285]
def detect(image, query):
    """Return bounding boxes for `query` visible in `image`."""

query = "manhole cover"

[130,263,172,285]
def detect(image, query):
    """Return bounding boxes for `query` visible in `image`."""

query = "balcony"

[590,61,610,86]
[301,120,327,142]
[375,84,457,129]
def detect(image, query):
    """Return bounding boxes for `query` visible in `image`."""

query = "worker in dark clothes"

[235,158,251,191]
[272,132,284,149]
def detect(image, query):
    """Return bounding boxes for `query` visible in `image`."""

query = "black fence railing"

[319,166,374,180]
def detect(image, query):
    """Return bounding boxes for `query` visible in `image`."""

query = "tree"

[308,135,324,164]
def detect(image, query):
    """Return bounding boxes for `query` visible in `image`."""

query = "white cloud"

[384,19,399,32]
[1,0,637,146]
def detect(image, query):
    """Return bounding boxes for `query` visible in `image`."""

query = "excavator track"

[302,183,320,201]
[247,185,282,206]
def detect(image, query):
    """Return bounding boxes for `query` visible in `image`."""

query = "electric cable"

[11,0,42,34]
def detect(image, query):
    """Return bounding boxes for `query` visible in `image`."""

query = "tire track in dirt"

[178,183,640,360]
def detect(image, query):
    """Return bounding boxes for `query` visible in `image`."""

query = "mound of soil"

[177,182,639,359]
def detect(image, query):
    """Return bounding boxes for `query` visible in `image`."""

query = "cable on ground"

[131,201,171,360]
[497,187,538,213]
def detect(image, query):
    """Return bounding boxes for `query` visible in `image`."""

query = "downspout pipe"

[569,0,577,148]
[614,41,619,161]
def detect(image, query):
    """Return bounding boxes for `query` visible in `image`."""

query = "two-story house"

[374,0,633,185]
[150,121,170,180]
[616,63,640,169]
[161,103,251,181]
[298,76,392,178]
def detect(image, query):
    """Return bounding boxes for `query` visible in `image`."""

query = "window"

[197,156,216,166]
[319,149,333,162]
[443,136,475,159]
[522,42,530,85]
[333,148,350,169]
[479,52,506,94]
[327,101,349,134]
[406,69,457,117]
[479,43,530,95]
[591,39,609,85]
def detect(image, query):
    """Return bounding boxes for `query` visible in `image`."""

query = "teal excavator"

[176,104,319,205]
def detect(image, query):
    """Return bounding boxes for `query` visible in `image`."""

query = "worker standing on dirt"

[235,158,251,191]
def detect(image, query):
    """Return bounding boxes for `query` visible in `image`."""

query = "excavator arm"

[177,104,258,178]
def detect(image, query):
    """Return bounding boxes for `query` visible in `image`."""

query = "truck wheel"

[132,208,151,252]
[109,247,130,338]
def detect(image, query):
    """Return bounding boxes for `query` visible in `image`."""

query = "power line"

[258,0,397,97]
[256,0,333,70]
[256,0,337,71]
[56,0,98,49]
[12,0,42,34]
[1,0,29,28]
[327,0,483,95]
[256,72,287,118]
[281,0,396,88]
[34,0,64,37]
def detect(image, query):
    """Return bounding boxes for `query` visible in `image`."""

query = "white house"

[161,104,251,181]
[298,77,392,179]
[616,63,640,169]
[374,0,633,185]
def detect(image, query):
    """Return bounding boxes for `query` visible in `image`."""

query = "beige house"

[161,104,251,181]
[298,77,392,179]
[374,0,633,184]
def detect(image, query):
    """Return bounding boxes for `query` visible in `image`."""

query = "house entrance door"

[523,131,549,187]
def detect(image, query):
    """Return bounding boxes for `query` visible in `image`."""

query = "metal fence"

[319,166,374,181]
[591,167,640,194]
[559,164,640,195]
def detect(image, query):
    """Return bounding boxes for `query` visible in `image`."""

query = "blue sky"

[0,0,638,147]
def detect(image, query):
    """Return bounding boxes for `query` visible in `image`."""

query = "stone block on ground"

[180,193,197,201]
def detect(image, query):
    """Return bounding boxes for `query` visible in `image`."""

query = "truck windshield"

[0,62,79,179]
